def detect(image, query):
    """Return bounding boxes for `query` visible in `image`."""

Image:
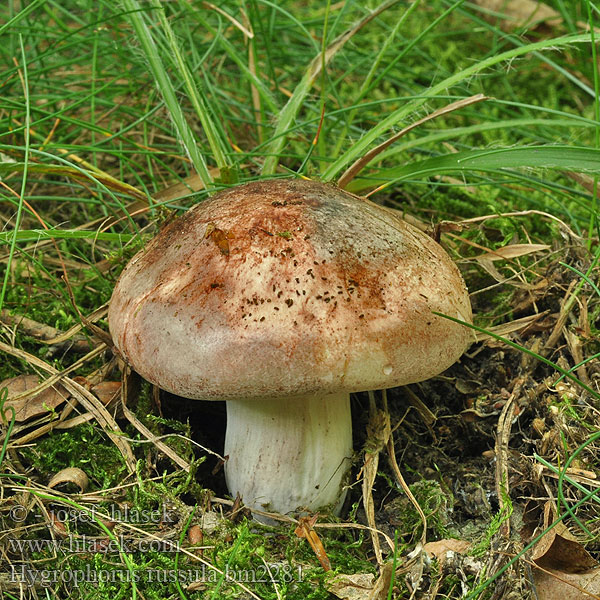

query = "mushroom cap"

[109,179,472,400]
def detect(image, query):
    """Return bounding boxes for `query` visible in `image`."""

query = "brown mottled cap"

[108,179,472,400]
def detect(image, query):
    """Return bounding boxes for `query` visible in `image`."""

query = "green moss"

[21,424,127,490]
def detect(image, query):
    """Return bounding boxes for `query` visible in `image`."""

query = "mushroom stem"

[224,393,352,521]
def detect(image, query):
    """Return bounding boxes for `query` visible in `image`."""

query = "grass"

[1,0,599,598]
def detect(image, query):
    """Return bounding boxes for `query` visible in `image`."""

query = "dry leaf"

[424,539,472,565]
[91,381,121,404]
[327,562,394,600]
[1,374,69,422]
[533,522,598,572]
[474,312,550,342]
[566,172,597,194]
[534,567,600,600]
[295,515,331,571]
[188,524,203,546]
[474,243,550,262]
[367,563,394,600]
[48,510,68,537]
[529,502,600,599]
[475,256,544,289]
[48,467,90,492]
[532,503,597,571]
[472,0,561,30]
[327,573,376,600]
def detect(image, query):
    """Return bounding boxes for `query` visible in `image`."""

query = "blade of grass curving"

[121,0,213,187]
[337,94,489,189]
[332,0,421,159]
[0,229,134,244]
[560,261,600,299]
[553,352,600,386]
[457,1,595,99]
[261,0,402,176]
[0,388,16,467]
[152,0,233,180]
[373,116,597,166]
[322,32,593,182]
[539,445,599,540]
[0,147,148,236]
[360,0,466,110]
[250,95,596,159]
[346,146,600,193]
[0,161,146,201]
[0,35,30,314]
[464,480,600,599]
[0,0,46,38]
[187,9,278,114]
[586,0,599,249]
[535,454,600,507]
[436,312,600,401]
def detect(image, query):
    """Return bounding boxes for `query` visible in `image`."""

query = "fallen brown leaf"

[534,567,600,600]
[204,222,230,256]
[327,573,376,600]
[424,539,472,565]
[532,503,597,571]
[529,502,600,599]
[295,515,331,571]
[1,374,69,422]
[473,243,550,262]
[91,381,121,405]
[473,0,561,30]
[327,562,394,600]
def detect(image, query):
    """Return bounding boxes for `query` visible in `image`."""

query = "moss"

[21,424,127,490]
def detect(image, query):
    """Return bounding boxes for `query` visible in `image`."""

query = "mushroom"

[108,179,472,519]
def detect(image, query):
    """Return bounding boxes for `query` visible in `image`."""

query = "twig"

[0,310,91,353]
[494,380,522,539]
[120,366,191,473]
[0,340,136,472]
[337,94,488,189]
[360,391,391,566]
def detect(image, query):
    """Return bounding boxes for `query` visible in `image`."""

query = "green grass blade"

[0,35,30,313]
[0,0,46,37]
[373,116,597,165]
[332,0,421,159]
[261,0,402,176]
[322,32,593,182]
[121,0,213,187]
[0,229,135,245]
[0,161,146,201]
[347,146,600,192]
[152,1,232,178]
[586,0,599,248]
[189,9,278,114]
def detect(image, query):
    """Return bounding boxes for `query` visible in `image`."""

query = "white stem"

[224,393,352,521]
